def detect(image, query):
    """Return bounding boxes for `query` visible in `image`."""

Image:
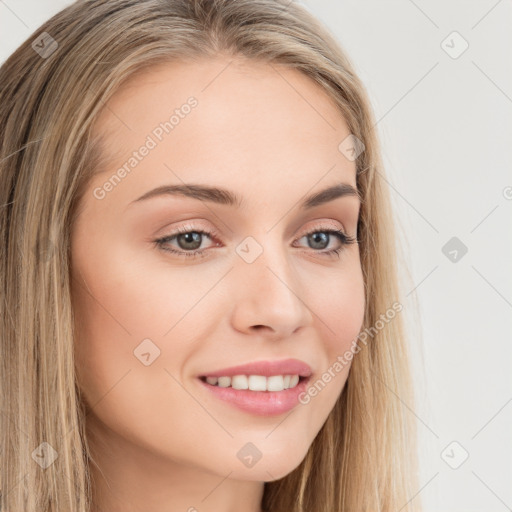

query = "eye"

[294,227,357,258]
[154,224,220,259]
[154,224,357,260]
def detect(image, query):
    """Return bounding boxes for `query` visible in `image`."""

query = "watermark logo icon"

[441,441,469,469]
[33,237,56,263]
[441,31,469,59]
[236,236,263,264]
[32,442,58,469]
[236,442,262,468]
[134,338,161,366]
[442,236,468,263]
[338,134,365,161]
[32,32,58,59]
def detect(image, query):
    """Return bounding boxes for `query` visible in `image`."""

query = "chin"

[230,449,308,482]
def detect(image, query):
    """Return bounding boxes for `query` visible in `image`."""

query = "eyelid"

[155,218,349,242]
[154,221,220,243]
[300,218,347,234]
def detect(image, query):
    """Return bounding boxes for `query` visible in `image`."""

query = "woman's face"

[71,56,365,485]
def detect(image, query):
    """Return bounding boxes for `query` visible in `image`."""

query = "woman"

[0,1,421,511]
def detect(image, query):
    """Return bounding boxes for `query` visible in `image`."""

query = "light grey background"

[1,1,511,510]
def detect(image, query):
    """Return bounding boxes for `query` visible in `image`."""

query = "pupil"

[178,232,201,250]
[309,232,328,249]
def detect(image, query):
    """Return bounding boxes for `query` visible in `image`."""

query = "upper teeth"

[205,374,301,391]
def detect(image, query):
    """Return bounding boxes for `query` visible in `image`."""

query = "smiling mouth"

[198,374,310,392]
[196,373,312,416]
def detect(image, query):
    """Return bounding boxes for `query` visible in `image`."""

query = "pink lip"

[197,358,313,378]
[197,375,311,416]
[196,358,313,416]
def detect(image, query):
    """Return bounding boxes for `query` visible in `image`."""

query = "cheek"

[306,255,366,352]
[70,236,222,408]
[70,252,239,474]
[70,259,203,455]
[321,277,365,347]
[71,233,203,343]
[291,255,365,409]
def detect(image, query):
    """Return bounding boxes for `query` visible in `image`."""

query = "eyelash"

[154,224,357,260]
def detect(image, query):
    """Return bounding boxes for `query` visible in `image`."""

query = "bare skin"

[70,55,365,512]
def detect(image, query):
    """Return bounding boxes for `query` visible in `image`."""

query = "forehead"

[89,57,357,210]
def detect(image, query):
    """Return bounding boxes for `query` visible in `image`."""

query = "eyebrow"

[129,182,361,210]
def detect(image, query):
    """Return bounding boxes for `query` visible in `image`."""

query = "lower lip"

[197,377,310,416]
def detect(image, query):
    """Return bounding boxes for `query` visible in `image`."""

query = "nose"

[229,240,314,338]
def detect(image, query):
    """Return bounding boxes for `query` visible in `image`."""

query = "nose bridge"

[230,231,313,335]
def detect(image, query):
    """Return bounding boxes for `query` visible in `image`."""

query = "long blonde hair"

[0,1,421,510]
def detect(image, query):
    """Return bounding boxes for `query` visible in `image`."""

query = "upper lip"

[198,358,313,378]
